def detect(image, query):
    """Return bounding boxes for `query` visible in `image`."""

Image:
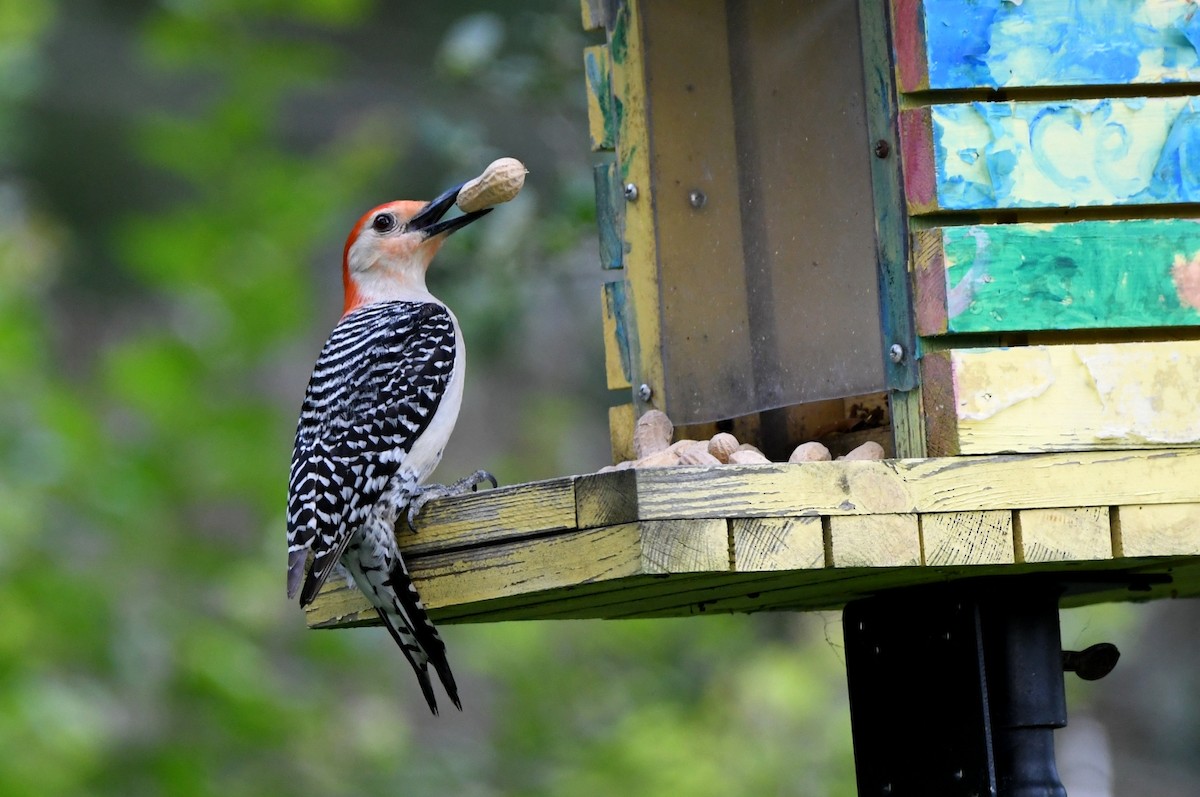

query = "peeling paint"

[955,347,1056,421]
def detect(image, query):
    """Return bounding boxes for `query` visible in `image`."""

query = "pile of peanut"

[598,410,884,472]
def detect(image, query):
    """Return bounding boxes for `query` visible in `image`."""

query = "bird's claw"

[466,469,499,492]
[404,470,498,533]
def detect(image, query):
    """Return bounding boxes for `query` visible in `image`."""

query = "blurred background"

[1,1,1197,794]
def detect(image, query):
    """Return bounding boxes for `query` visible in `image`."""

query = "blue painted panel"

[929,97,1200,210]
[922,0,1200,88]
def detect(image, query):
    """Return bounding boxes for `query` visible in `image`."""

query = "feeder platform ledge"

[306,449,1200,628]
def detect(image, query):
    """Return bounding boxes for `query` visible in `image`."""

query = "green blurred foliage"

[0,2,857,795]
[0,1,1194,796]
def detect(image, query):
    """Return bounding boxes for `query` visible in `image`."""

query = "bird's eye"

[371,213,397,233]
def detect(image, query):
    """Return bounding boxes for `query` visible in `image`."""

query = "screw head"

[623,182,639,201]
[874,139,890,158]
[687,189,706,209]
[637,383,652,401]
[888,343,905,363]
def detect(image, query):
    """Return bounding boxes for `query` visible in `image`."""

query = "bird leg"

[405,469,498,533]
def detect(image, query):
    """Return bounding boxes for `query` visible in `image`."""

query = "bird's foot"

[404,470,498,533]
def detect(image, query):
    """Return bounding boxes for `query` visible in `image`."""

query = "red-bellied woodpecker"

[287,183,496,714]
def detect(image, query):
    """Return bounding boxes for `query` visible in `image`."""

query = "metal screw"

[687,189,706,209]
[624,182,639,201]
[889,343,905,363]
[874,139,890,158]
[637,383,652,401]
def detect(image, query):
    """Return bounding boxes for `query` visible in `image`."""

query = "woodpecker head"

[342,183,491,315]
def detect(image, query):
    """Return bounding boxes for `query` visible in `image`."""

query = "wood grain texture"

[890,0,929,93]
[305,452,1200,627]
[1017,507,1112,563]
[913,228,949,336]
[732,517,825,571]
[902,98,1200,213]
[921,510,1014,566]
[306,520,727,627]
[897,0,1200,91]
[1115,503,1200,557]
[576,468,639,528]
[640,519,729,573]
[310,553,1200,626]
[899,104,938,214]
[405,476,577,555]
[829,514,921,567]
[608,403,636,464]
[915,220,1200,335]
[601,279,632,390]
[583,449,1200,520]
[923,341,1200,454]
[583,45,614,151]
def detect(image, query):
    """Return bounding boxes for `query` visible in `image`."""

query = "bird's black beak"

[406,182,493,238]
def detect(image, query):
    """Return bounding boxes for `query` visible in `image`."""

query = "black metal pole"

[982,587,1068,797]
[844,581,1071,797]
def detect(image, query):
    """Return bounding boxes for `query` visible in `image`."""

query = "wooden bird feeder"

[311,1,1200,792]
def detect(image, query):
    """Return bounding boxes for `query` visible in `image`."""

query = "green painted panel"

[937,219,1200,333]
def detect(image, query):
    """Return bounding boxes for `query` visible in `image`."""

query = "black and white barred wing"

[286,300,455,605]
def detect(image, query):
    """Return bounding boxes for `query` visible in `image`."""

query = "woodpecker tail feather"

[287,548,307,599]
[375,606,441,714]
[386,559,461,710]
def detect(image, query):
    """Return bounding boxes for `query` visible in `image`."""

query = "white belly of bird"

[398,310,465,485]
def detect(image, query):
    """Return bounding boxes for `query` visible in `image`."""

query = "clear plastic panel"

[642,0,885,424]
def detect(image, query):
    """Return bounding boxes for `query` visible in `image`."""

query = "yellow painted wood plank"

[601,280,632,390]
[580,0,605,32]
[921,510,1014,566]
[1016,507,1112,563]
[449,572,745,622]
[313,551,1200,627]
[304,452,1200,627]
[608,402,635,464]
[306,519,727,627]
[609,0,662,413]
[640,518,729,573]
[829,514,921,567]
[406,476,577,555]
[1114,503,1200,558]
[731,517,825,572]
[923,341,1200,455]
[583,45,614,151]
[575,449,1200,525]
[307,525,648,627]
